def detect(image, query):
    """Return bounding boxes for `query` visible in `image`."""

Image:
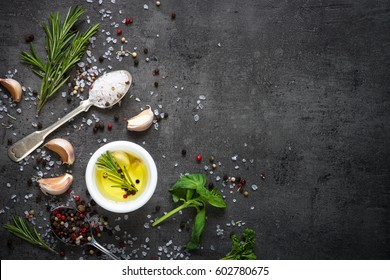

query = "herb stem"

[152,203,189,226]
[4,216,57,254]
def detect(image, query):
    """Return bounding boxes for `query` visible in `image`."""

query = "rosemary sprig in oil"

[96,151,138,195]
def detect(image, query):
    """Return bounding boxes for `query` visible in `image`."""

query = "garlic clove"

[0,78,22,102]
[44,138,75,165]
[127,107,154,132]
[38,173,73,195]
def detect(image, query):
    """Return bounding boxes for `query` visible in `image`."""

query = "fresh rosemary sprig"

[96,151,138,194]
[4,216,57,254]
[21,6,99,113]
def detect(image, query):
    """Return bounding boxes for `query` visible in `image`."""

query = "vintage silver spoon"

[8,70,132,162]
[50,206,120,260]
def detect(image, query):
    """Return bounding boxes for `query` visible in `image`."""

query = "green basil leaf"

[207,188,227,208]
[170,174,206,192]
[170,188,187,202]
[185,207,206,250]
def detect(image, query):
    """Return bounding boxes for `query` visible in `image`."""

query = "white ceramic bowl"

[85,141,158,213]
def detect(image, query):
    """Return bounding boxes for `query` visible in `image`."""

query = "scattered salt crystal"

[216,176,221,182]
[250,206,255,210]
[10,194,17,200]
[217,43,221,47]
[124,214,128,220]
[199,95,206,100]
[6,183,11,188]
[114,225,121,231]
[234,165,239,170]
[144,223,150,229]
[194,114,199,122]
[166,240,172,246]
[231,155,238,161]
[144,4,149,10]
[251,184,258,191]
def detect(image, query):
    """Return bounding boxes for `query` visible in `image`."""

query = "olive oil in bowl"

[86,141,158,213]
[95,151,148,202]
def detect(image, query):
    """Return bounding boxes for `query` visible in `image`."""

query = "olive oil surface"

[95,151,147,201]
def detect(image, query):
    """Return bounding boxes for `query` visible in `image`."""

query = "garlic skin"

[44,138,75,165]
[127,107,154,132]
[0,78,22,102]
[38,173,73,195]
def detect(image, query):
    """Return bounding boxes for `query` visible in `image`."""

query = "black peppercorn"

[32,90,38,96]
[134,59,139,66]
[208,182,214,189]
[36,156,43,164]
[37,122,43,129]
[181,149,187,156]
[171,13,176,20]
[143,48,149,54]
[66,96,72,103]
[98,56,104,63]
[25,34,34,43]
[154,81,159,88]
[7,138,12,145]
[114,115,119,121]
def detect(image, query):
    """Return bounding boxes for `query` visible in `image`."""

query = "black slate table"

[0,0,389,260]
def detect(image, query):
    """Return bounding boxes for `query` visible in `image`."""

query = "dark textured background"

[0,0,389,260]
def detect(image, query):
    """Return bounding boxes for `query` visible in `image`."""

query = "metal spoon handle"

[8,99,93,162]
[88,236,120,260]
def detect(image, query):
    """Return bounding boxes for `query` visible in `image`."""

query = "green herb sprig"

[152,174,226,250]
[96,151,138,193]
[21,6,99,112]
[221,228,257,260]
[4,216,57,254]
